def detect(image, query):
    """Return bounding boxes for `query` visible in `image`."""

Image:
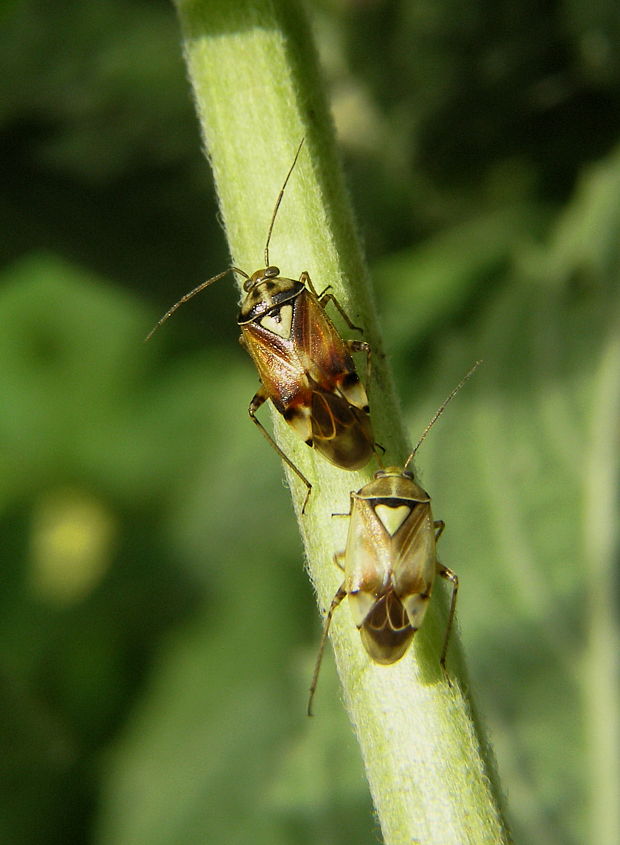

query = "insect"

[307,362,481,714]
[146,140,374,509]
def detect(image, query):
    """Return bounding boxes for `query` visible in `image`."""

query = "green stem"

[583,309,620,845]
[173,1,510,842]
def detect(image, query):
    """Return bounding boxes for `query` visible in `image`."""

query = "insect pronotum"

[307,361,482,714]
[146,140,375,511]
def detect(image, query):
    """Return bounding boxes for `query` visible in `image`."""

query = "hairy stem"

[583,309,620,845]
[172,1,510,842]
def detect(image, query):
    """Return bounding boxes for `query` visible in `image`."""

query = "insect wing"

[294,289,369,411]
[344,493,394,627]
[391,494,436,631]
[242,319,307,410]
[294,289,373,466]
[310,389,374,469]
[358,592,415,665]
[294,290,352,376]
[391,492,436,593]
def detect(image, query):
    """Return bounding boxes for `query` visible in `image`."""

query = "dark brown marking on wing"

[359,592,416,664]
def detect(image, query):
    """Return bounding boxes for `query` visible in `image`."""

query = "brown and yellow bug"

[146,140,374,508]
[308,363,481,714]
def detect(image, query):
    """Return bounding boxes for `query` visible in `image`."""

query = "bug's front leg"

[300,271,364,334]
[434,519,446,543]
[331,491,354,526]
[248,386,312,513]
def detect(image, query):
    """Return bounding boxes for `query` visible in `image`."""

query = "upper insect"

[146,140,375,507]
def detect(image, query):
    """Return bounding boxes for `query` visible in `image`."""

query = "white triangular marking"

[260,305,293,338]
[375,504,411,535]
[349,591,375,627]
[403,592,430,627]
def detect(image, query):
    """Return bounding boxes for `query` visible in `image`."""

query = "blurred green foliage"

[1,1,619,844]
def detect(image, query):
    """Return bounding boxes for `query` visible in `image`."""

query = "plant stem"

[172,1,511,841]
[583,309,620,845]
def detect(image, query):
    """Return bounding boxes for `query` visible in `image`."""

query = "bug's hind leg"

[249,387,312,513]
[308,582,347,716]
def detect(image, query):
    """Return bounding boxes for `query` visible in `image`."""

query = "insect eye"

[265,266,280,278]
[243,279,254,291]
[402,470,413,480]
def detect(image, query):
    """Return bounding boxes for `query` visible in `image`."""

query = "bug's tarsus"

[347,339,372,396]
[347,338,370,359]
[373,441,386,470]
[308,583,347,716]
[264,137,305,267]
[403,360,483,470]
[144,267,249,342]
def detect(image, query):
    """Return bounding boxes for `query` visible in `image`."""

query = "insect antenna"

[263,137,305,268]
[144,267,249,342]
[403,360,483,471]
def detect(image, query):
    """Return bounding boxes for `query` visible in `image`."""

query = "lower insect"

[307,466,457,715]
[307,362,481,714]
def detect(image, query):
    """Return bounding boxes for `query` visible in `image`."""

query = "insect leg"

[308,582,347,716]
[301,271,364,334]
[434,519,446,542]
[347,338,372,392]
[319,295,364,335]
[436,562,459,676]
[299,270,321,298]
[248,387,312,513]
[334,550,345,571]
[344,338,384,461]
[331,492,353,524]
